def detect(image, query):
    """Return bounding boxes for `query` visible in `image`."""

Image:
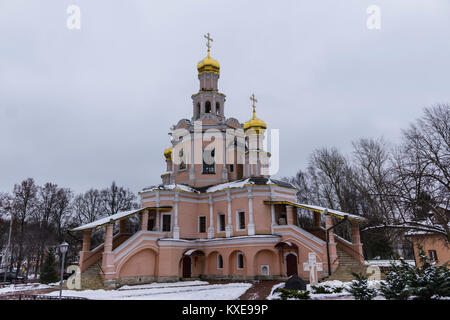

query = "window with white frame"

[162,214,171,232]
[217,213,226,232]
[198,216,206,233]
[236,211,246,230]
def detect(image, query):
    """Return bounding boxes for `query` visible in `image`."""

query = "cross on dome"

[204,33,213,52]
[250,93,258,116]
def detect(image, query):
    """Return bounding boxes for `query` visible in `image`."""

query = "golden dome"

[197,51,220,74]
[244,107,267,131]
[163,147,172,160]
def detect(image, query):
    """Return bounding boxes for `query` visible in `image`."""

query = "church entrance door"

[286,253,298,276]
[182,256,191,278]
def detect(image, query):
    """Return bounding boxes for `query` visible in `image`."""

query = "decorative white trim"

[261,264,270,276]
[158,235,280,247]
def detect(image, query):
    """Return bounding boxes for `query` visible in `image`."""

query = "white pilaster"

[155,190,160,231]
[225,189,233,237]
[173,191,180,239]
[247,187,255,235]
[208,194,214,239]
[270,187,276,234]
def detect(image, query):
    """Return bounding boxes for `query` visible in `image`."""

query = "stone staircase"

[323,248,366,282]
[80,262,105,289]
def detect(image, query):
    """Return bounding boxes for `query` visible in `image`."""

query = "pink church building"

[72,36,367,289]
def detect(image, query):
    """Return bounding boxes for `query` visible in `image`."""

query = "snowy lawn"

[45,281,252,300]
[267,280,384,300]
[0,282,55,294]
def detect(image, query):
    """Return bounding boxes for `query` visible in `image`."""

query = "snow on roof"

[141,177,295,195]
[264,200,367,222]
[141,184,199,193]
[297,203,367,222]
[205,178,252,193]
[71,206,172,232]
[365,260,416,267]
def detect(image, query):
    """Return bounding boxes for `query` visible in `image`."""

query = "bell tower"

[192,33,226,121]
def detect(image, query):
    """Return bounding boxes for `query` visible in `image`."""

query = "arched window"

[216,102,220,114]
[205,101,211,113]
[237,252,244,269]
[217,254,223,269]
[196,103,201,119]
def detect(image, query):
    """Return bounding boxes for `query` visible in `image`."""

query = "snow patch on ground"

[0,283,53,294]
[45,281,252,300]
[267,280,385,300]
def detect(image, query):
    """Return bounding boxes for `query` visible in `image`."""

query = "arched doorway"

[182,256,191,278]
[285,253,298,276]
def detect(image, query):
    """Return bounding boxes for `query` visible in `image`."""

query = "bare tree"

[101,181,138,216]
[72,189,104,225]
[391,104,450,241]
[52,188,73,242]
[11,178,38,278]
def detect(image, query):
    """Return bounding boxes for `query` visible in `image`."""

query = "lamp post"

[58,242,69,300]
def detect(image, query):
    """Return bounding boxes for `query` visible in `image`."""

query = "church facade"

[72,35,367,289]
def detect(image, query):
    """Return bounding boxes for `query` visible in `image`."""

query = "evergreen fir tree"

[348,272,377,300]
[380,246,450,300]
[39,247,59,284]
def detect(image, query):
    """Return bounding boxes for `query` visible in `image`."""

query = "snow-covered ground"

[45,281,252,300]
[267,280,384,300]
[0,282,55,294]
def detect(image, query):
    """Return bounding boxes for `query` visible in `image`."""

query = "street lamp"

[58,242,69,300]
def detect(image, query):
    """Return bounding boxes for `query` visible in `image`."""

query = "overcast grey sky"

[1,0,449,195]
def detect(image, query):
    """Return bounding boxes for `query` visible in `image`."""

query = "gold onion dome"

[244,94,267,131]
[244,111,267,131]
[197,51,220,74]
[163,147,172,160]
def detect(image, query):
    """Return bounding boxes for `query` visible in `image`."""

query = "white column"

[189,133,195,181]
[222,132,227,180]
[226,189,233,237]
[207,194,214,239]
[270,188,276,233]
[247,187,255,235]
[173,191,180,239]
[155,190,160,231]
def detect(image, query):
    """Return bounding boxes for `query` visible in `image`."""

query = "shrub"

[274,288,311,300]
[348,272,377,300]
[380,247,450,300]
[311,285,344,294]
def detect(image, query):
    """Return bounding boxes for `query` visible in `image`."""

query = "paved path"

[238,281,282,300]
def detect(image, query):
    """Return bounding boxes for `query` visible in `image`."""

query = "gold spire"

[244,93,267,131]
[197,33,220,74]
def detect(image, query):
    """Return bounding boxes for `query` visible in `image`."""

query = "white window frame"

[198,216,206,233]
[161,213,172,232]
[217,213,226,233]
[236,210,246,231]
